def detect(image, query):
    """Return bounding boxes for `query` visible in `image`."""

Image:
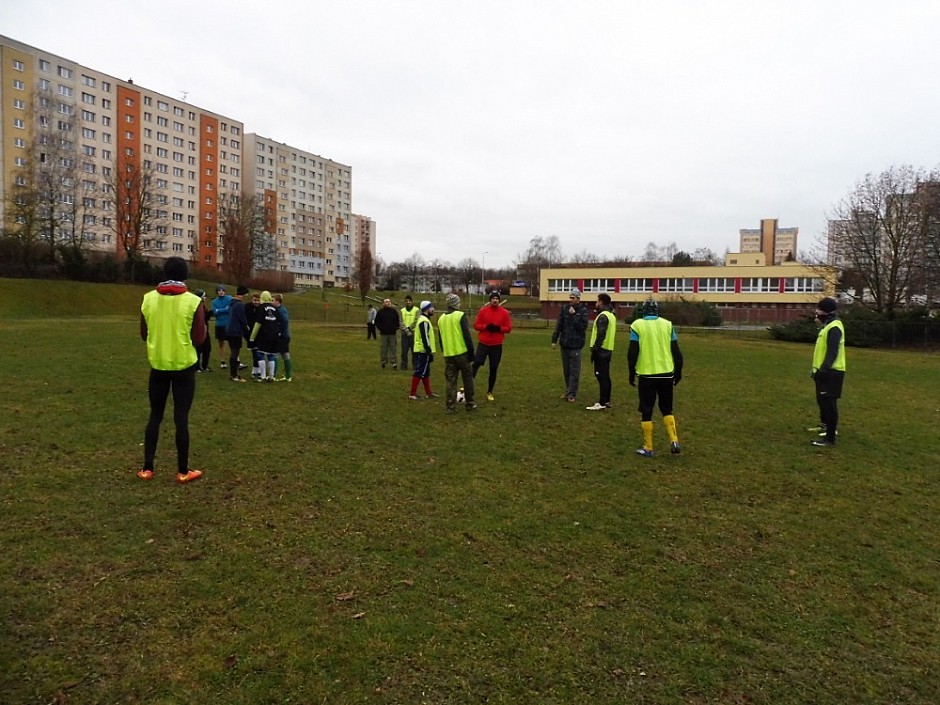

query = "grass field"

[1,281,938,704]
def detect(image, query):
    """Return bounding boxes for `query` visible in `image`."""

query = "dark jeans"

[400,332,414,370]
[445,355,475,409]
[560,346,582,398]
[143,365,197,474]
[197,336,211,371]
[227,335,243,377]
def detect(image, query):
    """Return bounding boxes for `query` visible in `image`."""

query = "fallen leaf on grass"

[335,591,355,601]
[351,612,366,619]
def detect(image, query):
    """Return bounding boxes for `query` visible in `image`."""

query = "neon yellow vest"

[413,314,437,354]
[813,319,846,371]
[401,305,419,331]
[438,310,468,356]
[631,317,675,375]
[589,310,616,351]
[141,290,200,370]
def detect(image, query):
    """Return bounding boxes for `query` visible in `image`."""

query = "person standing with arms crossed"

[472,291,512,401]
[810,297,845,447]
[551,288,588,402]
[586,293,616,411]
[438,293,477,413]
[627,299,683,458]
[137,257,206,484]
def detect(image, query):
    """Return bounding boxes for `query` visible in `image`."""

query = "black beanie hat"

[818,297,837,313]
[164,256,188,281]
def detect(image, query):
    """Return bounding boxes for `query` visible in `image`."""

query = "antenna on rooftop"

[180,90,189,102]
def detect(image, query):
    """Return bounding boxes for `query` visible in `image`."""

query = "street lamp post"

[482,251,487,297]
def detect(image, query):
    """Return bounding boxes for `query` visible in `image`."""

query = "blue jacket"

[225,298,249,338]
[212,294,233,328]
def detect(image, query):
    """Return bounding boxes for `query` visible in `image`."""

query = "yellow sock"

[641,421,653,450]
[664,415,679,443]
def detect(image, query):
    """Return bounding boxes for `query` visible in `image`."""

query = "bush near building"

[768,306,940,348]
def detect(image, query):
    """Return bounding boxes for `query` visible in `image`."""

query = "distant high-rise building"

[739,219,798,265]
[1,34,358,287]
[351,213,376,267]
[1,34,243,268]
[244,134,352,287]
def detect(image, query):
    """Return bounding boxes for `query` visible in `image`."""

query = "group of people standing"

[368,291,512,412]
[138,260,845,484]
[207,285,292,383]
[553,289,684,458]
[552,290,846,457]
[137,257,297,484]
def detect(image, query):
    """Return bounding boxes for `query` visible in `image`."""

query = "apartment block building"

[2,35,361,287]
[1,35,244,266]
[245,134,352,287]
[351,213,376,268]
[739,218,798,265]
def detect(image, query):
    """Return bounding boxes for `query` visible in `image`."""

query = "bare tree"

[456,257,478,293]
[218,191,269,283]
[641,241,679,263]
[402,252,426,291]
[3,175,45,274]
[692,247,722,265]
[515,235,563,296]
[104,152,165,279]
[568,249,600,264]
[354,247,374,302]
[825,165,940,315]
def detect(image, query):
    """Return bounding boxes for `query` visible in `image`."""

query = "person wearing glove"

[409,301,439,400]
[626,299,683,458]
[437,294,477,412]
[472,291,513,401]
[808,297,845,447]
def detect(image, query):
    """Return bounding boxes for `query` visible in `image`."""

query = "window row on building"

[548,276,825,295]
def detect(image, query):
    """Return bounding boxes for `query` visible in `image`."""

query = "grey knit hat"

[446,293,461,309]
[569,289,582,299]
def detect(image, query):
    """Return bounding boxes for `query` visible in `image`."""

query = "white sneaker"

[585,403,607,411]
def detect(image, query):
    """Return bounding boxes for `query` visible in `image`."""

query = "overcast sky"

[4,1,940,269]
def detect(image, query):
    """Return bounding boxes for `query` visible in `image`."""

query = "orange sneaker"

[137,469,153,480]
[176,469,203,484]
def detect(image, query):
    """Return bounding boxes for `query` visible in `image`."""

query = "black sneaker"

[811,439,835,447]
[671,441,681,455]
